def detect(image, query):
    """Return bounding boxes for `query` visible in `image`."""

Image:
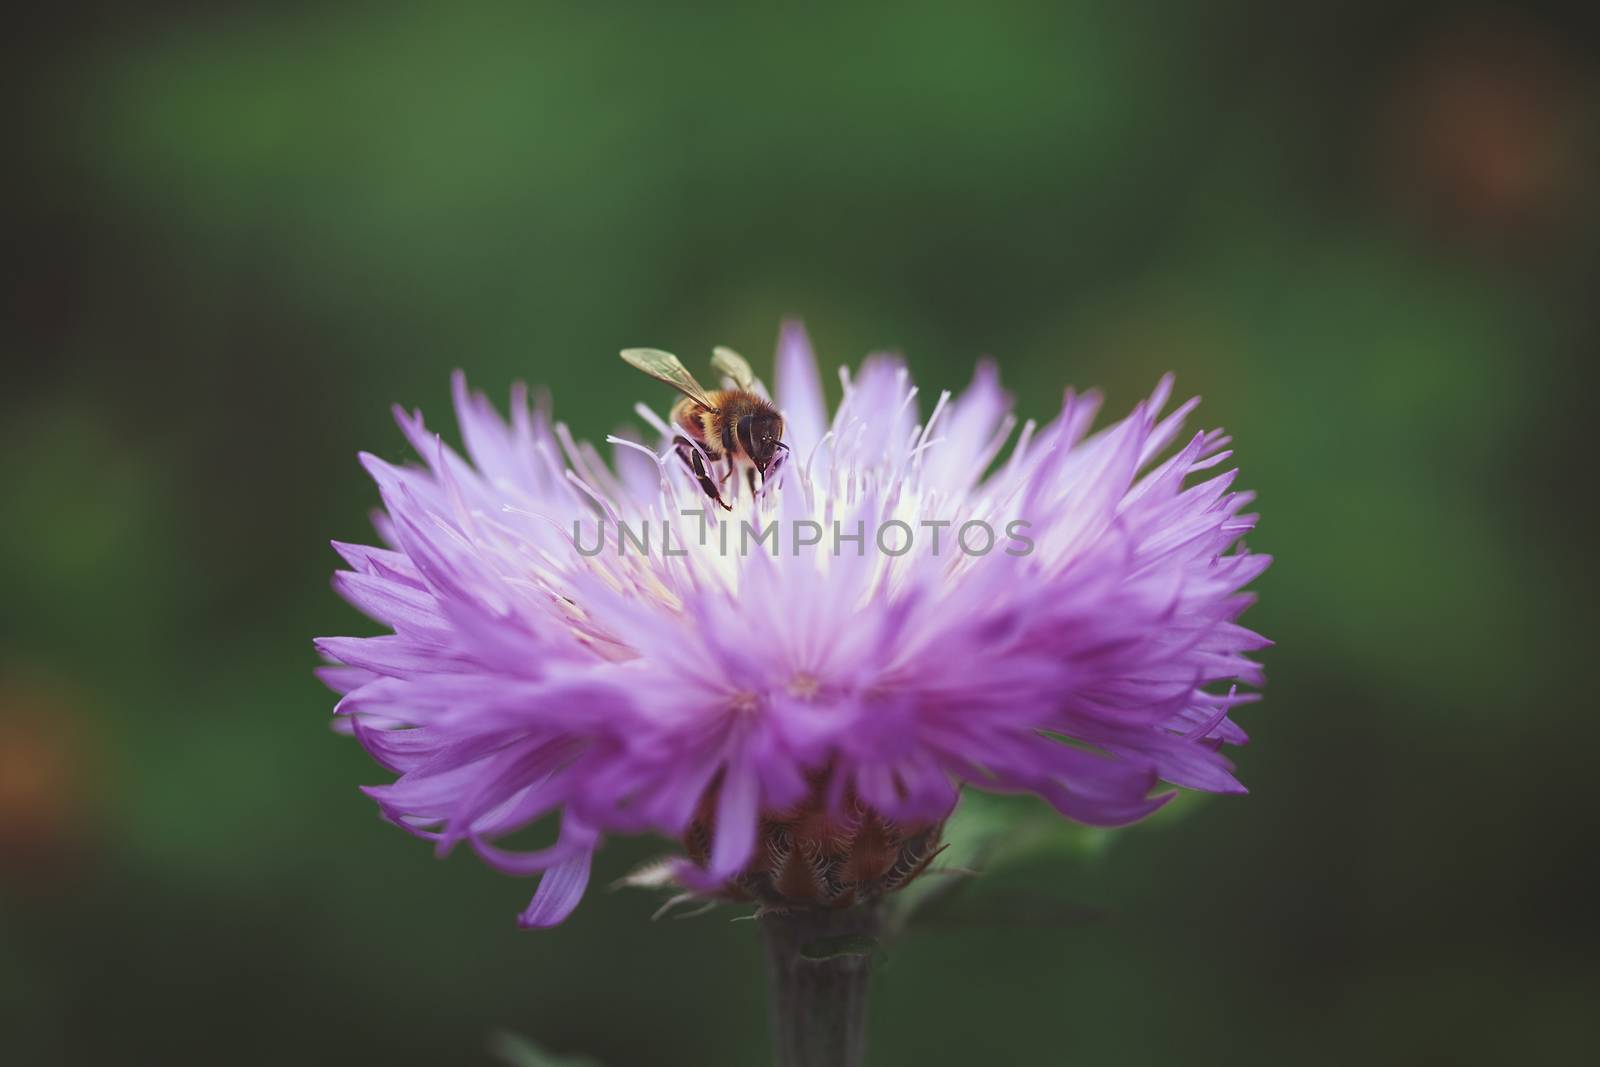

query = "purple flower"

[316,321,1270,927]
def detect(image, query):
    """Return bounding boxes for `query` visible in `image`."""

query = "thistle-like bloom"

[316,322,1270,927]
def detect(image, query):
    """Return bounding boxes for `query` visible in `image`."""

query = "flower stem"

[760,904,881,1067]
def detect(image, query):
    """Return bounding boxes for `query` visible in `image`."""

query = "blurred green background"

[4,2,1597,1064]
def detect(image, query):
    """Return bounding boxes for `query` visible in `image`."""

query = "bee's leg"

[746,467,760,498]
[674,436,731,511]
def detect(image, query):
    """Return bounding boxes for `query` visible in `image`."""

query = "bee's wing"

[710,346,757,391]
[621,348,718,409]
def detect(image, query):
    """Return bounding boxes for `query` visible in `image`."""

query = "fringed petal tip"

[314,664,373,697]
[516,849,595,929]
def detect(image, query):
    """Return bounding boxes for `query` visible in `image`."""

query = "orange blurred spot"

[0,672,102,888]
[1380,16,1584,247]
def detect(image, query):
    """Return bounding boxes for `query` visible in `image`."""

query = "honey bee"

[621,346,788,510]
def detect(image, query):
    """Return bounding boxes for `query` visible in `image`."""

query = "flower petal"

[517,848,594,929]
[774,318,827,462]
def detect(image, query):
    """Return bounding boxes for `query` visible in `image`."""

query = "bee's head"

[737,410,787,474]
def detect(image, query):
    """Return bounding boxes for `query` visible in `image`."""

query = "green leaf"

[488,1031,606,1067]
[885,789,1176,937]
